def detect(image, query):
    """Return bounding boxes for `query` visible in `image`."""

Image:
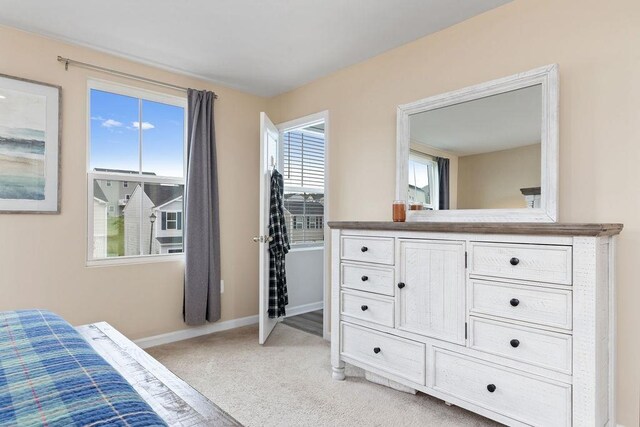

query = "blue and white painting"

[0,87,47,201]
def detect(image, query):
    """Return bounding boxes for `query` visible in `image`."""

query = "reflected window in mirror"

[408,151,438,210]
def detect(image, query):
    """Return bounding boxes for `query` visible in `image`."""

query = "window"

[88,81,186,262]
[291,215,303,230]
[162,211,182,231]
[408,150,439,210]
[282,126,325,245]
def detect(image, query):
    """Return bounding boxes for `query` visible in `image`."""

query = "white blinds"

[283,130,325,190]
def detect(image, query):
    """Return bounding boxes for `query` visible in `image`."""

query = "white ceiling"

[0,0,511,97]
[410,84,542,157]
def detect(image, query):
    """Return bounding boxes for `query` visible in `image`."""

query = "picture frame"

[0,73,61,213]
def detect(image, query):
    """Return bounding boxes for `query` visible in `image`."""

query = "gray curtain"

[183,89,221,325]
[436,157,450,210]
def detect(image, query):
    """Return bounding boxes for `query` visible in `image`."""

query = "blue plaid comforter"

[0,310,167,426]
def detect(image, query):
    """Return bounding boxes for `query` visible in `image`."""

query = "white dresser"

[329,222,622,427]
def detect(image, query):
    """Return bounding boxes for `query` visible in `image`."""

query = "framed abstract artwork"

[0,73,61,213]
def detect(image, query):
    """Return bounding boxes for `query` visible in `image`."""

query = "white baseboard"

[284,301,323,317]
[135,301,324,349]
[135,314,258,349]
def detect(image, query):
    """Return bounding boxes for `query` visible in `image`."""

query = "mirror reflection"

[408,84,542,210]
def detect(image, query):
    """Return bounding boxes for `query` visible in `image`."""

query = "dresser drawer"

[341,263,394,296]
[341,236,394,265]
[470,242,572,285]
[341,322,425,385]
[469,279,572,330]
[341,291,394,328]
[433,347,571,427]
[469,317,572,374]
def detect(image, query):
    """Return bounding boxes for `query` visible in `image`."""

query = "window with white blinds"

[282,129,325,245]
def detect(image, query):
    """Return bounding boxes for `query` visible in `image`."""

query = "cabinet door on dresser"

[397,240,466,344]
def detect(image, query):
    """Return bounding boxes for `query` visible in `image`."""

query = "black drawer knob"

[361,305,368,311]
[510,298,520,307]
[487,384,496,393]
[373,347,381,354]
[510,339,520,348]
[397,282,406,289]
[510,257,520,266]
[361,275,369,282]
[361,246,368,252]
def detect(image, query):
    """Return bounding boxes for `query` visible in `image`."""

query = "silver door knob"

[252,236,264,243]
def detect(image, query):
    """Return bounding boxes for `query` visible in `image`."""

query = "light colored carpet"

[147,324,501,427]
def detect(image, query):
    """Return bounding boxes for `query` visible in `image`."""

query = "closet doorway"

[257,111,330,344]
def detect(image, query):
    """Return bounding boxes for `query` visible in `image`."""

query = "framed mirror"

[396,64,558,222]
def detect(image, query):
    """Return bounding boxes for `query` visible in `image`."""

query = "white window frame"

[408,150,439,211]
[86,79,187,266]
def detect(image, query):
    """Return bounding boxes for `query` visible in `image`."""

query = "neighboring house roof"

[93,168,157,176]
[93,181,108,203]
[155,195,183,211]
[144,184,183,208]
[156,236,182,244]
[121,183,183,212]
[284,200,324,216]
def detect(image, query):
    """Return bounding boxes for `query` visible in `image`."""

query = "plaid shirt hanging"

[268,169,290,318]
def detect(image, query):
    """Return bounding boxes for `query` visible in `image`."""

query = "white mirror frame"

[396,64,559,223]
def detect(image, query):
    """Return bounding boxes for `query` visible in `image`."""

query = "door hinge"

[464,251,468,269]
[465,322,468,340]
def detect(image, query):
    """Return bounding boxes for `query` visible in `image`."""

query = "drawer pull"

[361,305,368,311]
[361,275,369,282]
[361,246,368,252]
[486,384,497,393]
[510,257,520,266]
[510,298,520,307]
[397,282,406,289]
[510,339,520,348]
[373,347,381,354]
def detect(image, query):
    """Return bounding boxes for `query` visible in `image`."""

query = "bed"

[0,310,240,426]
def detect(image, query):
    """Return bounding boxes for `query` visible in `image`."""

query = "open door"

[257,112,280,344]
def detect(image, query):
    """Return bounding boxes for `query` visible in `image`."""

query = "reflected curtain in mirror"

[436,157,450,210]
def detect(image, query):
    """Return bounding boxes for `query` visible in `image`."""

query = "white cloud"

[102,119,123,128]
[133,121,155,130]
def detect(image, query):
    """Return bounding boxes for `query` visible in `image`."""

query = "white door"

[257,112,280,344]
[397,239,466,344]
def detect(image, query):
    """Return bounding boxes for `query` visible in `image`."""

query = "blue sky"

[90,89,184,177]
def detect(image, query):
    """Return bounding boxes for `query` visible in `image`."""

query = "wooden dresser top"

[327,221,623,237]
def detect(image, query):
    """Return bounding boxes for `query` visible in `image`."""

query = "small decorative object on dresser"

[392,200,406,222]
[0,73,61,213]
[329,221,622,427]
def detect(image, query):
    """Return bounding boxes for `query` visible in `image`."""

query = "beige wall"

[457,143,541,209]
[410,141,459,209]
[0,25,267,339]
[267,1,640,424]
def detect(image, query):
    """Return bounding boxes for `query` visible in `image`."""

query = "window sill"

[86,253,185,268]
